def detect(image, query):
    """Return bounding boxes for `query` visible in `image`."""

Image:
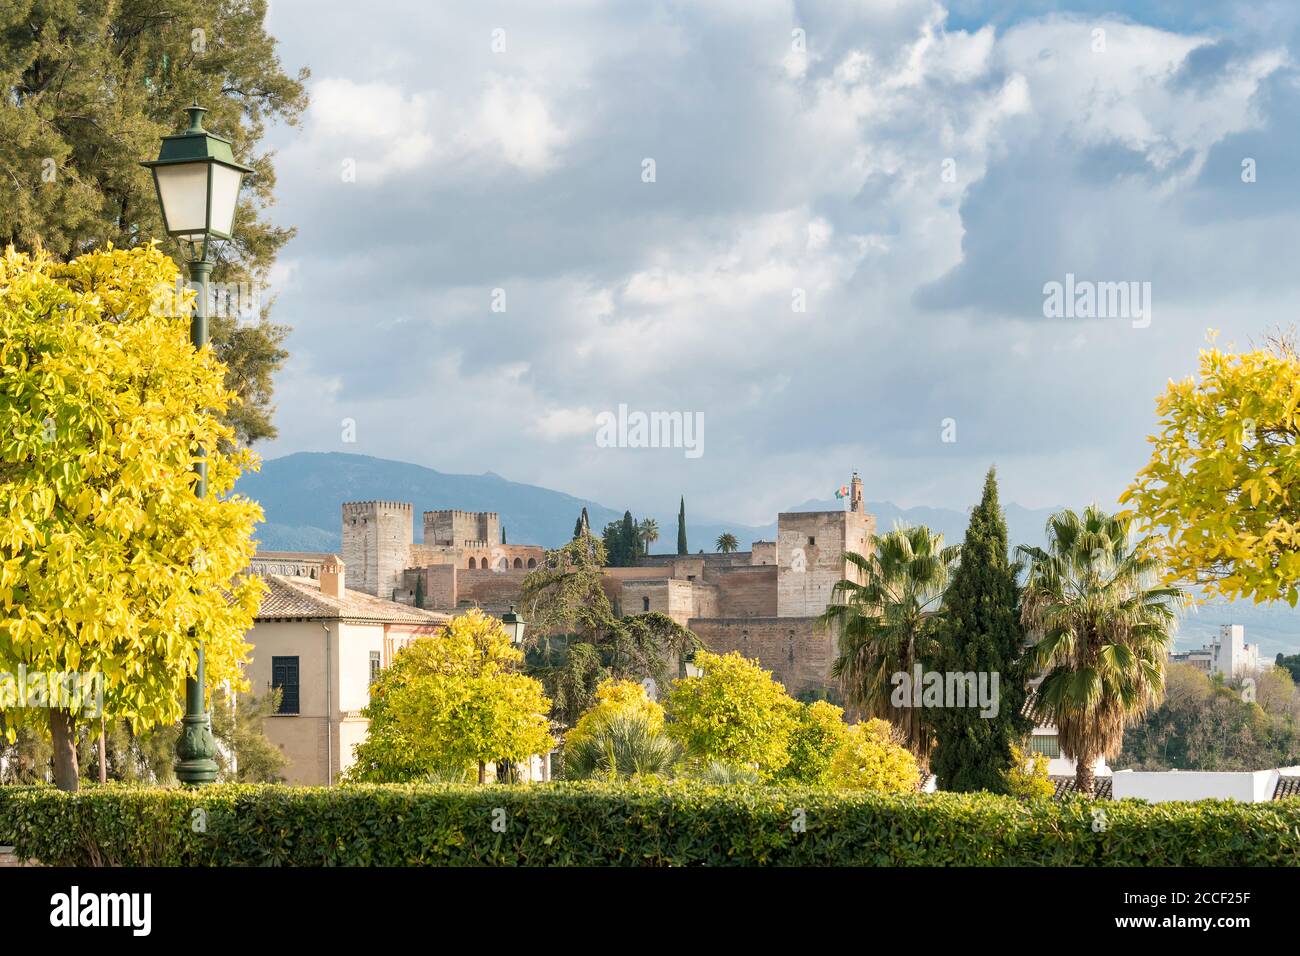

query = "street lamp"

[497,605,529,783]
[683,649,703,679]
[142,104,252,786]
[502,605,527,647]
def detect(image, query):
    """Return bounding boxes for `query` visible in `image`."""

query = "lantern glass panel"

[154,162,210,237]
[208,164,243,237]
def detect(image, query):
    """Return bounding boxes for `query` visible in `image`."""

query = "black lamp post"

[501,605,527,647]
[497,606,529,782]
[142,104,253,785]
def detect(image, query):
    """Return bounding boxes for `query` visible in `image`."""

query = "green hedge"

[1,782,1297,866]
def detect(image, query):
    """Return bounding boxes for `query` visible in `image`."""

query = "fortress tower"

[341,501,413,599]
[423,510,500,548]
[776,475,875,617]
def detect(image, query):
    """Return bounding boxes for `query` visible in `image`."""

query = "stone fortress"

[257,474,877,697]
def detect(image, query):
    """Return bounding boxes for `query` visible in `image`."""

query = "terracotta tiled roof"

[256,574,450,626]
[1050,775,1113,800]
[252,550,336,562]
[1274,776,1300,800]
[1022,686,1052,726]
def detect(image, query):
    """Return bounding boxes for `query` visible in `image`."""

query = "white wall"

[1111,769,1278,803]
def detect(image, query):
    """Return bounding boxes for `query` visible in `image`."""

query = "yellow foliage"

[0,245,263,735]
[1003,744,1054,800]
[349,609,554,781]
[566,678,664,750]
[664,650,801,779]
[828,718,920,794]
[1122,342,1300,604]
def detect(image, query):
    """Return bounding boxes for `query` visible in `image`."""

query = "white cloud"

[260,0,1300,533]
[291,74,569,184]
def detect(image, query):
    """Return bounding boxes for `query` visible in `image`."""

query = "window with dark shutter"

[271,656,299,714]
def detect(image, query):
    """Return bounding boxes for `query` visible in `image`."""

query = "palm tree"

[562,714,681,780]
[639,517,659,555]
[820,525,959,767]
[1017,506,1185,795]
[715,532,739,554]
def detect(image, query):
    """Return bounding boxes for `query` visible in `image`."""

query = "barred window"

[271,656,299,715]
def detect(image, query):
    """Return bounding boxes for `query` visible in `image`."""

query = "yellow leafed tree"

[0,245,264,790]
[1122,334,1300,605]
[565,678,665,750]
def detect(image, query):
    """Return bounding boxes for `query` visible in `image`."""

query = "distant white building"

[1110,768,1294,803]
[1172,624,1261,679]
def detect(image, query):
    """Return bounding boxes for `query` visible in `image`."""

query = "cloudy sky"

[254,0,1300,526]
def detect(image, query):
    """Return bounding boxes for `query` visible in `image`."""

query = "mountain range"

[236,452,1300,658]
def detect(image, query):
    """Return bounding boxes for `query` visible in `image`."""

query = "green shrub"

[1003,744,1055,801]
[1,782,1296,866]
[562,715,680,780]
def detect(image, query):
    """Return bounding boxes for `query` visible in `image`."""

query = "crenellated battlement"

[422,509,501,550]
[344,500,413,513]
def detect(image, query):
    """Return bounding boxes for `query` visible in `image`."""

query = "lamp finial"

[185,103,208,133]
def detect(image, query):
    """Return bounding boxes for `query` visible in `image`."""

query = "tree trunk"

[48,708,79,792]
[478,760,486,785]
[98,717,107,784]
[1074,751,1096,796]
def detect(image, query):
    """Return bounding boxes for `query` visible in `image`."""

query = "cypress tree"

[413,574,426,610]
[927,467,1031,793]
[501,526,506,544]
[573,508,590,540]
[677,497,688,555]
[620,511,641,564]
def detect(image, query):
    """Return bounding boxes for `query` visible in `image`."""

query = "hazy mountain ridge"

[239,452,1300,655]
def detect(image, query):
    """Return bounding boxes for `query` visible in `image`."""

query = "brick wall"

[399,565,458,610]
[711,565,778,616]
[688,616,835,697]
[456,568,529,609]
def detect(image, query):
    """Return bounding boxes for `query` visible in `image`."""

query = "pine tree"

[927,468,1031,793]
[0,3,307,445]
[677,497,688,555]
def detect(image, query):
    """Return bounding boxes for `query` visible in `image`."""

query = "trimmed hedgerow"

[1,782,1297,866]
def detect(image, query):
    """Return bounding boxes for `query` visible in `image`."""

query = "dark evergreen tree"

[574,507,591,540]
[677,497,688,555]
[601,511,644,567]
[620,511,642,564]
[414,575,425,609]
[601,521,624,566]
[927,467,1031,793]
[501,526,506,545]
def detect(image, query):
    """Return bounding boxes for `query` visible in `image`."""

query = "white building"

[1110,768,1294,803]
[1172,624,1261,679]
[247,555,450,785]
